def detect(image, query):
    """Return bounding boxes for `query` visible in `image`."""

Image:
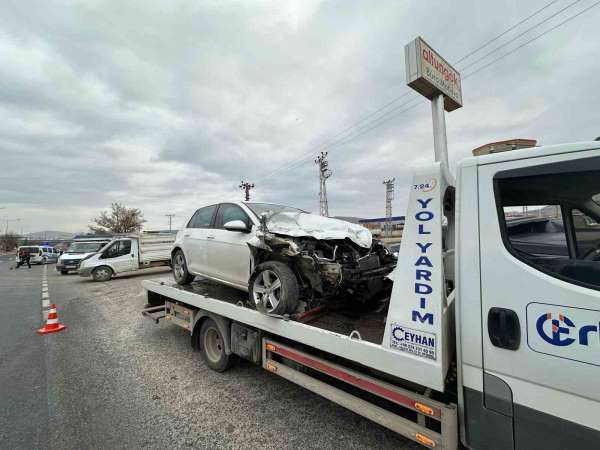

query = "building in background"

[472,138,537,156]
[358,216,405,242]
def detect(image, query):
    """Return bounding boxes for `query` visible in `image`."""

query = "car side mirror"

[223,220,249,232]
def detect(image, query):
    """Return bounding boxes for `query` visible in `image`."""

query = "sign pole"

[431,94,449,168]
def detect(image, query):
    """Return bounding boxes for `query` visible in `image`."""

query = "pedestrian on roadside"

[15,249,31,269]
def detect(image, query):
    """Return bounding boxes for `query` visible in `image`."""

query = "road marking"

[42,266,50,316]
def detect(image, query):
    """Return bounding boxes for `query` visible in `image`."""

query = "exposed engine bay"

[248,213,397,312]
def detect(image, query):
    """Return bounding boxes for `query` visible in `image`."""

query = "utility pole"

[314,152,332,216]
[239,181,255,201]
[382,178,395,238]
[4,218,20,235]
[165,214,176,231]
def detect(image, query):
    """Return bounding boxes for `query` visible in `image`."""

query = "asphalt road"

[0,260,417,450]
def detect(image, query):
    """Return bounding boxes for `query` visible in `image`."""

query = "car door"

[204,203,254,288]
[478,150,600,449]
[99,239,135,273]
[183,205,218,275]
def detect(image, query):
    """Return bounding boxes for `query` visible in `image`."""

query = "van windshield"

[20,246,39,253]
[67,242,109,253]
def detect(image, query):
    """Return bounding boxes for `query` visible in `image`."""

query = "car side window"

[495,158,600,290]
[188,205,217,228]
[214,204,251,229]
[101,240,131,259]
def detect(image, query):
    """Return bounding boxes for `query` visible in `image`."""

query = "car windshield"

[67,242,108,253]
[245,203,305,219]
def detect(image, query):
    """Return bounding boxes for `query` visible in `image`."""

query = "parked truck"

[57,237,112,274]
[141,141,600,449]
[79,231,176,281]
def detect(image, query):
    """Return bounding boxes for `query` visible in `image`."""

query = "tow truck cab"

[456,142,600,449]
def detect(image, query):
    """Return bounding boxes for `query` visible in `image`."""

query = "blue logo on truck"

[536,312,599,347]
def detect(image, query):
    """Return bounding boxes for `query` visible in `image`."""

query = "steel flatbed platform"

[141,277,447,391]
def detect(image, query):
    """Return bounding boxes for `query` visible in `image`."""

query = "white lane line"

[42,292,49,299]
[42,299,50,309]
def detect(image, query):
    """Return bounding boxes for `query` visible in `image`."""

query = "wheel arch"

[190,310,232,355]
[93,263,116,274]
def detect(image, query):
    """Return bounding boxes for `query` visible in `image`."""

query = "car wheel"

[60,270,68,275]
[249,261,299,315]
[172,250,194,285]
[199,318,234,372]
[92,266,113,282]
[42,257,48,265]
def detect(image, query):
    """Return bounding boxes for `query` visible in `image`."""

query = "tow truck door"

[477,149,600,449]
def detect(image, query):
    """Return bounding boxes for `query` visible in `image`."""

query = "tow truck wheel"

[199,318,233,372]
[249,261,299,315]
[172,250,194,285]
[92,266,113,282]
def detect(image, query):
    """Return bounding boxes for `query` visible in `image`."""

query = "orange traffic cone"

[37,304,67,335]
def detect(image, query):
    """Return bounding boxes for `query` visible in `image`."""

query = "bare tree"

[0,233,19,252]
[89,203,146,234]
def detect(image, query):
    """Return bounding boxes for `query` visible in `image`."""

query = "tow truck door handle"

[488,307,521,350]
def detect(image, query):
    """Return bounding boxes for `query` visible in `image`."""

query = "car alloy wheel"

[252,269,282,313]
[173,252,186,280]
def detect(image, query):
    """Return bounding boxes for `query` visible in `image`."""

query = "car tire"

[60,270,68,275]
[172,250,194,285]
[199,318,234,372]
[92,266,113,282]
[42,257,47,265]
[249,261,299,315]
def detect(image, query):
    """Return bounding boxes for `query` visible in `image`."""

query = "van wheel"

[92,266,113,282]
[249,261,299,315]
[42,257,48,265]
[172,250,194,285]
[199,319,234,372]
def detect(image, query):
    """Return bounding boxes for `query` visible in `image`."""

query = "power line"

[453,0,561,64]
[463,1,600,79]
[459,0,583,72]
[256,0,599,182]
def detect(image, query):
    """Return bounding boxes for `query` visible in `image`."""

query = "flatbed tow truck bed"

[141,277,458,449]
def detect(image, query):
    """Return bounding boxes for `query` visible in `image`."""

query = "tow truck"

[140,38,600,449]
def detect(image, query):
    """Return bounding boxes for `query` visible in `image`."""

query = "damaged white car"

[171,202,396,315]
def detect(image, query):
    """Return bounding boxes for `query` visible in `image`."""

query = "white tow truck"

[141,141,600,450]
[140,39,600,449]
[79,231,176,281]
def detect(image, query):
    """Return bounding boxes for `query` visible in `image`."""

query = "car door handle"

[184,234,191,237]
[206,235,215,240]
[488,307,521,350]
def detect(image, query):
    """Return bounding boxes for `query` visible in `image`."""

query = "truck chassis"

[142,278,458,449]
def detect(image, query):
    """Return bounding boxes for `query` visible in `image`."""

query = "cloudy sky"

[0,0,598,233]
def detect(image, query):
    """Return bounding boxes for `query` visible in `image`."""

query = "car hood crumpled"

[263,211,372,249]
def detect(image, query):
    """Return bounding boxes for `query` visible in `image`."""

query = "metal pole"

[431,94,449,168]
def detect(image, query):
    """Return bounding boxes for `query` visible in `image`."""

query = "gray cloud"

[0,0,598,233]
